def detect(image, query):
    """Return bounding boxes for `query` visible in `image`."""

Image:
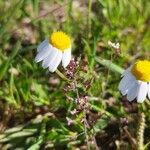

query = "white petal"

[126,80,138,101]
[37,39,48,52]
[137,81,148,103]
[121,66,131,77]
[49,50,62,72]
[119,72,136,95]
[42,54,51,69]
[35,43,51,62]
[42,47,57,69]
[148,82,150,99]
[62,48,71,68]
[118,75,128,93]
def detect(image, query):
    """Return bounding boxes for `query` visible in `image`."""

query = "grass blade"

[95,57,124,74]
[0,41,21,80]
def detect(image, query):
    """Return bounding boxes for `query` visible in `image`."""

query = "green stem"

[55,69,70,82]
[87,0,92,38]
[145,99,150,107]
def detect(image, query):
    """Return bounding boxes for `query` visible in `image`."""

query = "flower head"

[50,31,71,51]
[118,60,150,103]
[35,31,71,72]
[131,60,150,82]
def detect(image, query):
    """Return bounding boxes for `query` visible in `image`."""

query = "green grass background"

[0,0,150,149]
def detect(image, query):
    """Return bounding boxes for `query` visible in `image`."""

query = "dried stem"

[123,126,136,148]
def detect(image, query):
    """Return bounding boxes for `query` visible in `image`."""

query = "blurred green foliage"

[0,0,150,149]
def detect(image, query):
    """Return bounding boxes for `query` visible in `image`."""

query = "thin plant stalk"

[55,69,70,82]
[87,0,92,38]
[137,112,145,150]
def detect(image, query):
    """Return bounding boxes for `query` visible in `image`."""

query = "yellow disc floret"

[131,60,150,82]
[50,31,71,51]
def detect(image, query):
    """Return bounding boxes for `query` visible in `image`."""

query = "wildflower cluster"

[35,31,150,104]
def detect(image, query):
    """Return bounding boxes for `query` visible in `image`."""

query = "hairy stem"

[137,112,145,150]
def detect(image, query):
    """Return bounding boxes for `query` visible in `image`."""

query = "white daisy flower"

[35,31,71,72]
[118,60,150,103]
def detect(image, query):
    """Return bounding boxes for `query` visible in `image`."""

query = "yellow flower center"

[131,60,150,82]
[49,31,71,51]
